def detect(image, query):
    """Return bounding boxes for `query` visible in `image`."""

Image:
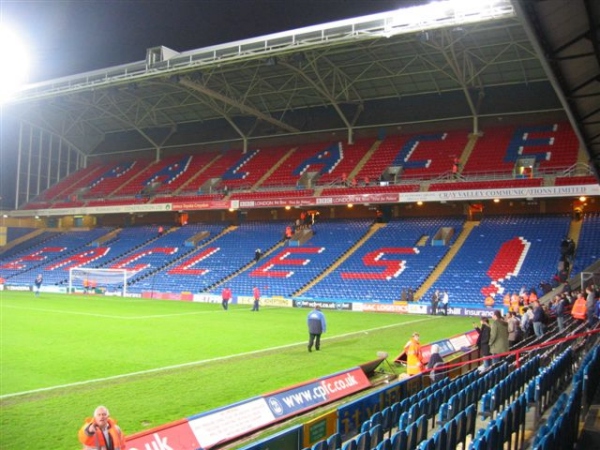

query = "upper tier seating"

[315,138,377,185]
[260,142,334,188]
[82,160,149,199]
[356,131,468,181]
[36,163,106,201]
[219,145,296,192]
[153,152,214,194]
[554,175,598,186]
[463,123,579,176]
[179,150,246,194]
[111,155,189,197]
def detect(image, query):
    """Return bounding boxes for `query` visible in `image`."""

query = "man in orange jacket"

[571,292,587,321]
[403,332,425,376]
[79,405,126,450]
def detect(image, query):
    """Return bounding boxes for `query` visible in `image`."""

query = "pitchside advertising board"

[126,368,371,450]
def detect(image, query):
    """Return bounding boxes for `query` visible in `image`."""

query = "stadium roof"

[3,0,600,179]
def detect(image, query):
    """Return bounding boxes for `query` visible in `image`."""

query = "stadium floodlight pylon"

[68,268,131,296]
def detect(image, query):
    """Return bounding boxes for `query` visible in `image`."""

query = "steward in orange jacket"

[571,294,587,321]
[403,332,424,376]
[78,406,126,450]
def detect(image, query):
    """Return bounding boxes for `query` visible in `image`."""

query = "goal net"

[69,268,131,296]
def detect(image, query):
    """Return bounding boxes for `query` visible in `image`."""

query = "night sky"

[0,0,419,208]
[1,0,414,81]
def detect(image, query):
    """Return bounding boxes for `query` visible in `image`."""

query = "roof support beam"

[179,77,299,134]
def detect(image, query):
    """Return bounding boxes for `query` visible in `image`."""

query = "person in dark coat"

[475,317,491,371]
[426,344,446,382]
[307,305,327,352]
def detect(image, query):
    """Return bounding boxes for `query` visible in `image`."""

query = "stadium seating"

[302,217,463,303]
[571,212,600,274]
[427,214,571,305]
[462,123,579,176]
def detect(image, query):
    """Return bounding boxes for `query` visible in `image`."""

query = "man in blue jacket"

[307,305,327,352]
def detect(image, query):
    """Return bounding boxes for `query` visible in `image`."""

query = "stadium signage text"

[126,367,370,450]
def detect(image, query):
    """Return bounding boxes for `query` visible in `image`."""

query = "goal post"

[68,268,131,296]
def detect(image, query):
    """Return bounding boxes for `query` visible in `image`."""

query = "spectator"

[426,344,445,382]
[158,225,164,237]
[285,225,293,240]
[586,286,597,328]
[440,290,449,315]
[407,287,414,302]
[254,248,262,262]
[34,273,43,297]
[531,300,545,338]
[506,311,521,347]
[430,290,439,315]
[474,317,491,371]
[403,332,425,376]
[251,286,260,312]
[571,292,587,322]
[489,310,509,366]
[553,295,566,332]
[307,305,327,352]
[221,286,232,311]
[520,306,533,337]
[78,405,126,450]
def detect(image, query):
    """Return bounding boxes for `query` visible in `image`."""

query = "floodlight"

[385,0,514,38]
[0,25,30,103]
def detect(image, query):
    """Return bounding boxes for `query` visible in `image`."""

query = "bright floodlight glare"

[386,0,514,36]
[0,25,30,103]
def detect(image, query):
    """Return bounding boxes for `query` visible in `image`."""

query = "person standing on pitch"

[34,273,43,297]
[251,286,260,311]
[307,305,327,352]
[221,286,232,311]
[78,405,126,450]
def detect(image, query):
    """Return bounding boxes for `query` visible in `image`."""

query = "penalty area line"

[0,315,437,399]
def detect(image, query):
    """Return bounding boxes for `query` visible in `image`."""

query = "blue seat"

[415,414,428,444]
[381,406,393,437]
[327,432,342,450]
[398,412,410,431]
[465,405,477,441]
[416,438,434,450]
[405,422,419,450]
[360,420,371,433]
[484,420,500,449]
[408,402,421,423]
[375,438,391,450]
[443,418,457,449]
[479,391,494,420]
[454,411,467,449]
[369,424,383,448]
[371,411,382,428]
[354,431,370,450]
[390,429,407,450]
[433,427,446,450]
[341,440,357,450]
[311,440,328,450]
[438,402,450,426]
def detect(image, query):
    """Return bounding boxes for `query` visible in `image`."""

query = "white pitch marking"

[0,316,437,399]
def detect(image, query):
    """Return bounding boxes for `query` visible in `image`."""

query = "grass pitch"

[0,291,473,449]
